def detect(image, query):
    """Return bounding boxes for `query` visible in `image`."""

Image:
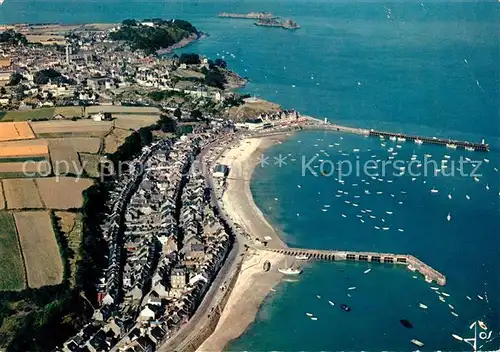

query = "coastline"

[198,135,289,351]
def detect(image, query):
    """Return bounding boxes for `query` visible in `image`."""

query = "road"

[159,136,248,352]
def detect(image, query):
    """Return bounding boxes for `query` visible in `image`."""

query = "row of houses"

[113,137,232,351]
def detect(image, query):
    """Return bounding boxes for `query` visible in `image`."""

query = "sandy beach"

[198,135,289,351]
[219,136,287,247]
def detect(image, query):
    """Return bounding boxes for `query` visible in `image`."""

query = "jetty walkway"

[249,116,489,152]
[265,247,446,286]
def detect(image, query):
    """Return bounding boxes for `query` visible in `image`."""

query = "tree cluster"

[7,72,23,86]
[178,53,200,65]
[110,19,198,55]
[33,69,74,85]
[204,67,227,89]
[0,30,28,46]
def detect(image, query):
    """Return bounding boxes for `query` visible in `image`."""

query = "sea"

[1,0,498,351]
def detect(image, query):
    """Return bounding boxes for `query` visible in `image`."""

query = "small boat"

[279,267,302,276]
[415,139,423,145]
[328,300,335,306]
[348,287,356,290]
[478,321,487,330]
[447,213,451,222]
[341,214,347,218]
[386,211,393,215]
[341,304,351,312]
[446,143,457,149]
[484,158,489,163]
[430,287,439,290]
[452,334,463,341]
[398,228,404,232]
[364,268,371,274]
[465,146,475,151]
[278,258,302,276]
[466,195,470,200]
[397,137,406,142]
[451,311,458,317]
[486,184,490,190]
[353,148,360,152]
[400,319,413,328]
[448,194,452,199]
[411,339,424,347]
[317,295,322,299]
[442,292,450,297]
[306,313,313,317]
[466,296,472,300]
[419,303,428,309]
[295,254,309,260]
[448,304,455,310]
[390,136,397,141]
[310,317,318,321]
[439,296,446,302]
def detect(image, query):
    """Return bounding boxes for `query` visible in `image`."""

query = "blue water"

[2,1,498,350]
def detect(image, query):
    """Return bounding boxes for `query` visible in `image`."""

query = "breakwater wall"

[265,247,446,286]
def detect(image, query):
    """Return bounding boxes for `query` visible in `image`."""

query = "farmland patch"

[2,179,44,209]
[14,211,63,288]
[35,177,93,209]
[0,211,26,291]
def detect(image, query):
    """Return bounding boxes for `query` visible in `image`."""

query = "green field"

[0,108,55,122]
[0,212,26,291]
[0,156,47,163]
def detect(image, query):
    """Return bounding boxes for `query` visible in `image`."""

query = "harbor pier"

[368,129,489,152]
[265,247,446,286]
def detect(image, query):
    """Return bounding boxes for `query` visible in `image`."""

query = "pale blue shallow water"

[1,1,499,350]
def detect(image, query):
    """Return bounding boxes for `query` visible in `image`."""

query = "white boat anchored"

[465,146,475,151]
[431,187,439,193]
[419,303,428,309]
[446,143,457,149]
[447,213,451,222]
[415,139,423,144]
[278,258,302,276]
[295,254,309,260]
[397,137,406,142]
[411,339,424,347]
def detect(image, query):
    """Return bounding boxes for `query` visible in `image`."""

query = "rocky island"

[218,12,275,20]
[255,18,300,29]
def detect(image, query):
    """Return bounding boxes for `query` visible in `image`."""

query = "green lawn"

[0,156,47,163]
[0,212,26,291]
[0,108,55,121]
